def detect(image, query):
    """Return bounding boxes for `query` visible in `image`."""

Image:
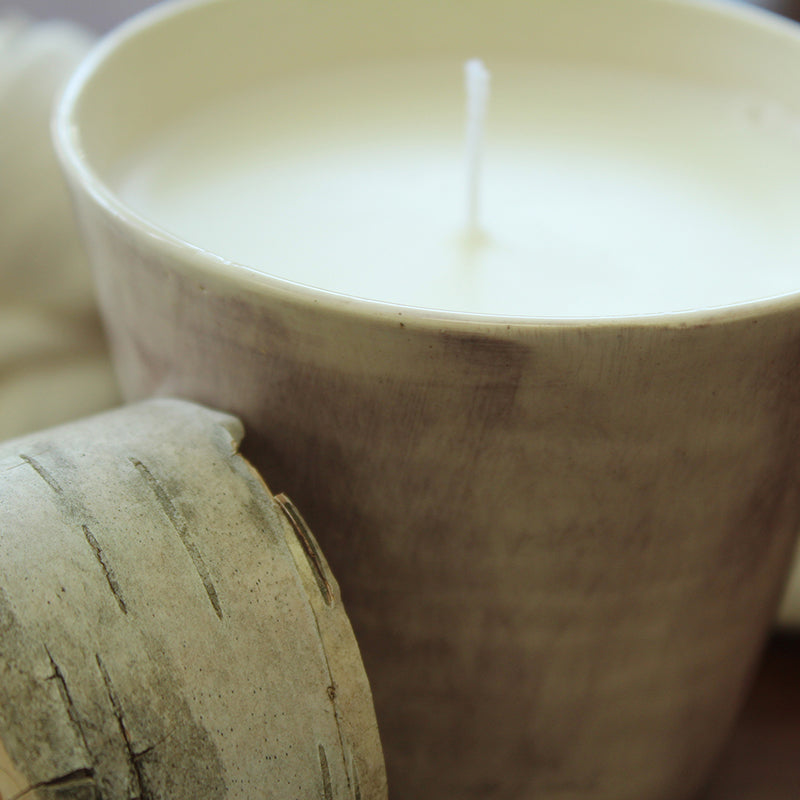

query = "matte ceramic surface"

[55,1,800,797]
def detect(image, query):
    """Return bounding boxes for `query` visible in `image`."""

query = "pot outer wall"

[76,194,800,800]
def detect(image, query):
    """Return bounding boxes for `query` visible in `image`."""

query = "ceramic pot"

[55,1,800,797]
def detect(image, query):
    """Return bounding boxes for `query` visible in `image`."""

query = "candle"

[55,1,800,798]
[115,58,800,318]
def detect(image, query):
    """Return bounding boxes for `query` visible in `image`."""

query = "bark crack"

[275,494,333,606]
[10,767,96,800]
[45,646,92,759]
[318,744,333,800]
[129,458,223,620]
[277,495,356,796]
[22,454,129,616]
[19,454,63,495]
[96,654,151,800]
[352,754,361,800]
[81,525,128,614]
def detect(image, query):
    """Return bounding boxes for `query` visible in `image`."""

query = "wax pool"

[115,60,800,318]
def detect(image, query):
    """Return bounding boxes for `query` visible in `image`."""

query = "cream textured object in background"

[0,14,119,440]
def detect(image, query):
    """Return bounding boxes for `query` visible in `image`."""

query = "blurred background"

[1,0,799,31]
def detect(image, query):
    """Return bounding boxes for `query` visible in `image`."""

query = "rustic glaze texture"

[64,195,800,800]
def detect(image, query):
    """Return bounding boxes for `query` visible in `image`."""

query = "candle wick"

[464,58,490,236]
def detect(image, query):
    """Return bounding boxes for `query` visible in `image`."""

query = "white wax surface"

[115,61,800,317]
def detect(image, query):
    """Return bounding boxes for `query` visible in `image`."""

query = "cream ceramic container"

[55,1,800,798]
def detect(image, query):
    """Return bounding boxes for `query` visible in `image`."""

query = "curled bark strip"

[0,399,386,799]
